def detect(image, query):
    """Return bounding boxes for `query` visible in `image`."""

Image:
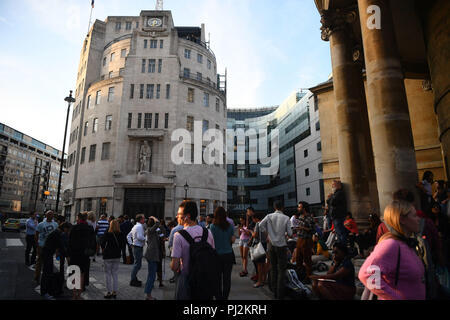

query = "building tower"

[63,10,227,222]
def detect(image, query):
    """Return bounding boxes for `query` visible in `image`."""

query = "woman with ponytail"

[358,200,426,300]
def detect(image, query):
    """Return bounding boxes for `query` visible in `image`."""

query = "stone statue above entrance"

[139,140,152,173]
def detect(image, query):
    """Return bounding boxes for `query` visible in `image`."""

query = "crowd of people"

[22,173,450,300]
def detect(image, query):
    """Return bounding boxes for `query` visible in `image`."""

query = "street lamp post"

[56,91,75,219]
[184,181,189,200]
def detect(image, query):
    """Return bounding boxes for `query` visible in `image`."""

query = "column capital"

[320,8,357,41]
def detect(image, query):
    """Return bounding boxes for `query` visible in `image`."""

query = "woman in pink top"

[238,216,252,277]
[358,200,426,300]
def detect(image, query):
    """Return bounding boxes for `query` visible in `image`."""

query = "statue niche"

[138,141,152,173]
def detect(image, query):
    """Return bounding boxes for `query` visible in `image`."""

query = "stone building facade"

[312,0,449,226]
[295,92,324,211]
[63,10,227,222]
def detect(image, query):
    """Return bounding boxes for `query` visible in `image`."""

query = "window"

[317,141,322,151]
[110,52,115,61]
[160,40,163,48]
[164,113,169,129]
[147,84,154,99]
[197,54,203,64]
[121,48,127,57]
[126,21,132,30]
[115,22,121,31]
[314,95,318,111]
[137,113,142,128]
[315,121,320,131]
[84,122,89,136]
[150,40,157,48]
[89,145,96,162]
[158,59,162,73]
[127,113,132,128]
[107,87,114,102]
[184,49,191,59]
[202,120,209,134]
[101,143,111,160]
[207,59,211,70]
[184,68,190,78]
[87,95,91,109]
[103,57,106,67]
[105,115,112,130]
[92,118,98,133]
[156,84,160,99]
[166,84,170,99]
[130,84,134,99]
[148,59,155,73]
[306,188,311,196]
[154,113,159,128]
[186,116,194,132]
[136,21,139,28]
[144,40,148,49]
[188,88,194,103]
[95,90,101,104]
[109,71,113,79]
[305,168,309,177]
[216,98,220,112]
[318,162,323,172]
[139,84,144,99]
[197,72,202,81]
[142,59,146,73]
[304,149,308,158]
[144,113,152,129]
[80,147,86,164]
[203,92,209,107]
[207,77,211,85]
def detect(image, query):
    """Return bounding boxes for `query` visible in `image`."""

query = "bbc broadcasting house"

[62,10,227,222]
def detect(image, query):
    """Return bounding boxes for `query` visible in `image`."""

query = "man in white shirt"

[127,214,146,287]
[259,201,292,300]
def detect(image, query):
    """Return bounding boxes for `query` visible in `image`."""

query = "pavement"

[0,227,365,300]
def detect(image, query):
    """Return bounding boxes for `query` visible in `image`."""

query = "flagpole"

[87,4,94,36]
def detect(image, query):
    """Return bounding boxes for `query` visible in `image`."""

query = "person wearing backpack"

[68,212,97,300]
[170,200,217,300]
[100,219,126,299]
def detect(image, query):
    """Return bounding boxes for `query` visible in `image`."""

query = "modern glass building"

[0,122,64,218]
[227,90,314,216]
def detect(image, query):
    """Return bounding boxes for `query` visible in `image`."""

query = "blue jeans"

[333,218,348,244]
[145,260,158,295]
[131,246,143,281]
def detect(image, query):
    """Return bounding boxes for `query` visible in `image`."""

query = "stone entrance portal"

[123,188,165,219]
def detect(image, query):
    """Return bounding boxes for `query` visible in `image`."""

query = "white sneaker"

[43,293,55,300]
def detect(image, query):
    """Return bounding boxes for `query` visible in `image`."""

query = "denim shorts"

[239,238,250,248]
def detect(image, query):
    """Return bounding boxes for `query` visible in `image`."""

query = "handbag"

[250,224,266,262]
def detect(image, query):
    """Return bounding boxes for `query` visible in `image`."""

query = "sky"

[0,0,331,152]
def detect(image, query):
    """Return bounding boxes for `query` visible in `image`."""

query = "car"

[19,218,28,229]
[2,218,21,233]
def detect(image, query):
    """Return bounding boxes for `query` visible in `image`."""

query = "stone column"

[421,0,450,180]
[320,8,379,227]
[358,0,419,214]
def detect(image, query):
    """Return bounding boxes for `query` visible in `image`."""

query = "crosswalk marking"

[6,239,23,247]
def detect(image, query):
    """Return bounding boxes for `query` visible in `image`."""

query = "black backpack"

[179,227,220,300]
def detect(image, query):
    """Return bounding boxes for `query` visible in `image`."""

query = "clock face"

[147,18,162,27]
